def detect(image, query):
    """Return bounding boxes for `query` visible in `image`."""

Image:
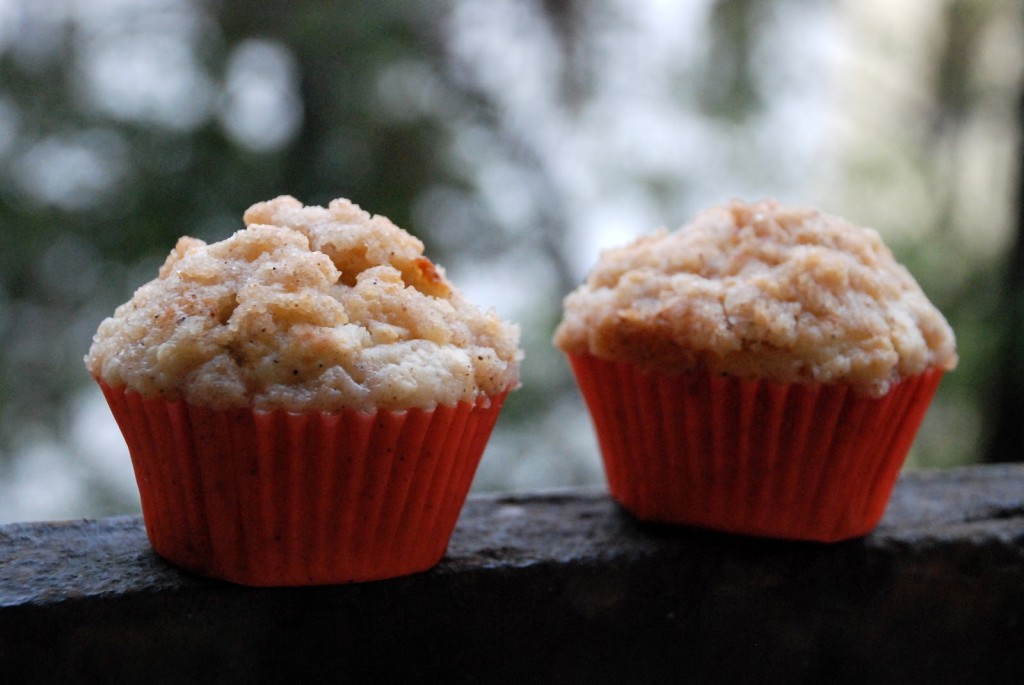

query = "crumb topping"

[86,196,521,411]
[554,199,957,396]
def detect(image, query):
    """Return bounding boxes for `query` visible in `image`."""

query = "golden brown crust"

[554,199,957,396]
[86,196,521,411]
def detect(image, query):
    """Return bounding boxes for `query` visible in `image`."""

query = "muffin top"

[86,195,521,411]
[554,199,957,397]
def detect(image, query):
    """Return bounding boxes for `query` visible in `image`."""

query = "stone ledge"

[1,465,1023,684]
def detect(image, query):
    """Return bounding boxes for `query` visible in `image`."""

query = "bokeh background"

[0,0,1021,523]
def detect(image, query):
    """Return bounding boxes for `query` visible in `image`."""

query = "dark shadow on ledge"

[1,465,1023,684]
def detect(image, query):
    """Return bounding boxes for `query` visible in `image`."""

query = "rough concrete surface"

[1,465,1023,684]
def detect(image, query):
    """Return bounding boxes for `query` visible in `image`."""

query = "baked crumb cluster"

[86,196,521,411]
[554,199,957,396]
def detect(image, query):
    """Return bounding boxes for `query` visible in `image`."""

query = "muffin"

[86,195,521,585]
[554,199,956,542]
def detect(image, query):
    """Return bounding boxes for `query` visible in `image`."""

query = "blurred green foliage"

[0,0,1021,520]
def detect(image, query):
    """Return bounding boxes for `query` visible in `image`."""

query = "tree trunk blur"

[984,85,1024,463]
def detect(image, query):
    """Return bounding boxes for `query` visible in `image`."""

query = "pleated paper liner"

[567,353,944,542]
[97,379,508,586]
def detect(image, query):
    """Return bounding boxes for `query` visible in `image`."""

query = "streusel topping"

[554,199,956,396]
[86,196,521,411]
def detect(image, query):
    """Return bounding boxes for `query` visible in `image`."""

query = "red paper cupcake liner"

[97,380,508,585]
[567,353,944,542]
